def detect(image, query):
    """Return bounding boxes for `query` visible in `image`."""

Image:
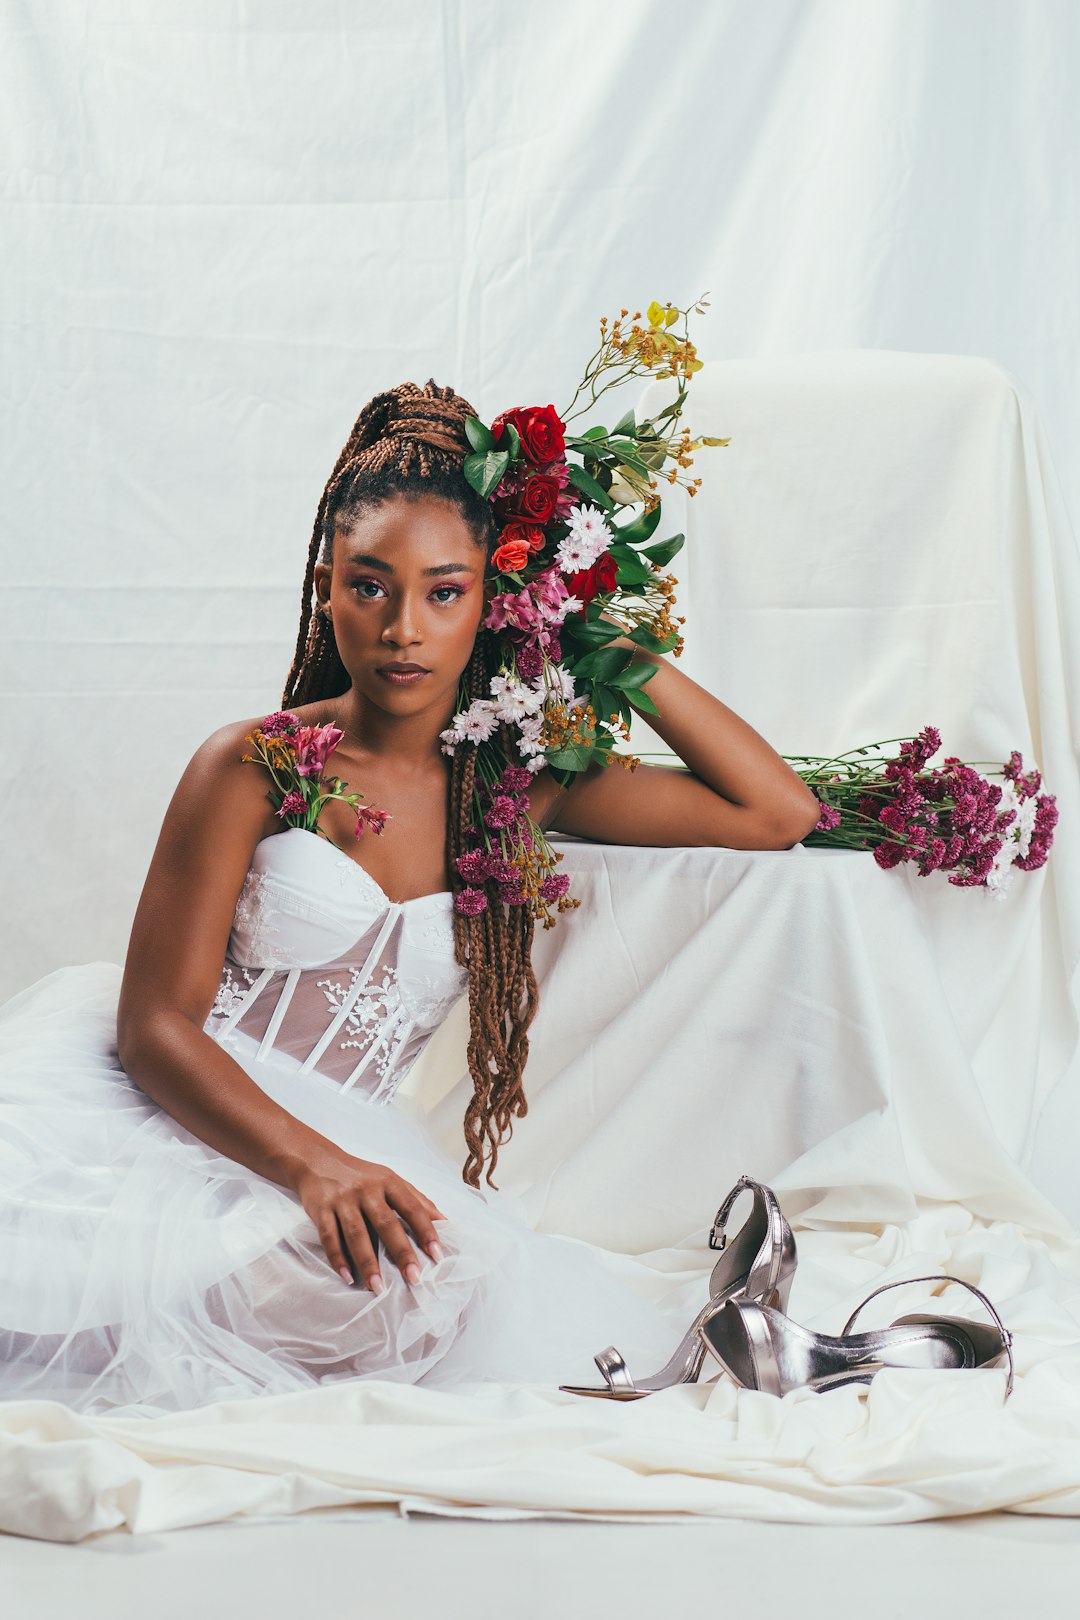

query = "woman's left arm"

[534,642,822,850]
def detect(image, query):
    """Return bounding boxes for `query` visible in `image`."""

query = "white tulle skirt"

[0,964,682,1418]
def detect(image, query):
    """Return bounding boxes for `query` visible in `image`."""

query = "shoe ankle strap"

[841,1272,1014,1399]
[709,1174,757,1251]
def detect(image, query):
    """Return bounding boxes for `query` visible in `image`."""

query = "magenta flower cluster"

[853,728,1058,884]
[452,764,571,916]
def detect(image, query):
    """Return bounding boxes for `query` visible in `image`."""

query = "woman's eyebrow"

[344,552,476,577]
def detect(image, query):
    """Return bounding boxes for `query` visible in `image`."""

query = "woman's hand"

[290,1144,448,1293]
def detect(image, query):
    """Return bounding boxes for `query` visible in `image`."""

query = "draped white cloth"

[3,351,1079,1538]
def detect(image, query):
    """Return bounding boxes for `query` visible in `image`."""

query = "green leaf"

[607,662,659,693]
[545,739,597,772]
[626,685,660,717]
[464,416,495,453]
[590,681,618,722]
[628,624,671,654]
[642,532,684,567]
[566,463,615,512]
[611,408,637,437]
[463,448,510,499]
[564,617,622,650]
[609,544,653,586]
[579,424,609,441]
[606,439,651,476]
[503,422,522,460]
[571,644,633,681]
[614,505,663,546]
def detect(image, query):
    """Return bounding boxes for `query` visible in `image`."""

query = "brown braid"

[282,379,539,1189]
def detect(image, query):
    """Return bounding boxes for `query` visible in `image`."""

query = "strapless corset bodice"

[202,827,467,1104]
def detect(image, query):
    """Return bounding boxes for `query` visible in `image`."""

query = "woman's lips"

[376,664,430,685]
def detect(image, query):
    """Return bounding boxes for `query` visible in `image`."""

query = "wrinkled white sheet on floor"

[3,841,1080,1540]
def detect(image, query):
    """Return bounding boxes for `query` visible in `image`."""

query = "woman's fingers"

[314,1211,355,1285]
[390,1184,445,1263]
[368,1203,425,1283]
[336,1209,385,1294]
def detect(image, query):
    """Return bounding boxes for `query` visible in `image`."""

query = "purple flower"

[484,794,518,830]
[455,848,491,883]
[814,801,841,831]
[539,872,570,901]
[499,765,533,795]
[454,887,488,916]
[276,791,307,819]
[262,710,300,738]
[514,643,543,683]
[497,880,527,906]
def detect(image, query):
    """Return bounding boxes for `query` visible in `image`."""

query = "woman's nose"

[381,598,422,646]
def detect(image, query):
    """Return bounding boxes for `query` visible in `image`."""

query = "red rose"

[491,404,567,467]
[564,551,618,605]
[512,474,560,524]
[500,519,546,555]
[491,537,531,574]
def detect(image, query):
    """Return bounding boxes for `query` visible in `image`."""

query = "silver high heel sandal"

[698,1271,1015,1400]
[558,1173,798,1400]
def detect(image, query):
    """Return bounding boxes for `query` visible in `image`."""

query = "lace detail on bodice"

[202,829,467,1106]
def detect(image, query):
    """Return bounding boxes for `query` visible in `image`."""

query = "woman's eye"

[431,585,465,604]
[351,579,386,599]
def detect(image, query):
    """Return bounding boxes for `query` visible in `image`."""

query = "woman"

[0,380,820,1416]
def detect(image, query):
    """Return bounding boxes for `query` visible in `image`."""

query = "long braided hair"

[282,379,540,1189]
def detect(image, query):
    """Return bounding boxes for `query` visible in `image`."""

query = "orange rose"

[500,520,546,555]
[491,537,531,574]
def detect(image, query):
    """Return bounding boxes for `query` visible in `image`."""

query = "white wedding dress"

[0,827,683,1417]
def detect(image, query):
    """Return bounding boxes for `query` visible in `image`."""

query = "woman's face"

[313,492,488,724]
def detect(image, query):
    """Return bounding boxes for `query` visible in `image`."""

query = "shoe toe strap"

[594,1345,636,1392]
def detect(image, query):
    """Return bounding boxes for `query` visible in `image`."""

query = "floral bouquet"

[441,294,729,925]
[793,727,1058,900]
[242,710,390,839]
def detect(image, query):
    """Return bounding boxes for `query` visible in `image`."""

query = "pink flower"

[1004,748,1043,801]
[484,795,518,830]
[455,848,491,883]
[354,805,390,837]
[262,710,300,738]
[454,887,488,916]
[499,765,534,795]
[276,791,307,819]
[294,723,344,779]
[514,643,543,683]
[1014,793,1058,870]
[497,879,527,906]
[814,801,841,831]
[539,872,570,901]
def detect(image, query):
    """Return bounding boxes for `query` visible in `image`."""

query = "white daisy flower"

[489,672,544,723]
[566,502,611,548]
[542,663,577,704]
[516,714,545,758]
[523,753,548,774]
[457,700,499,743]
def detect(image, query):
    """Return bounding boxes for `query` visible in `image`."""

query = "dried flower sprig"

[242,710,391,840]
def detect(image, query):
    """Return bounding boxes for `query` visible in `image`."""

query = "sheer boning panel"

[202,832,468,1106]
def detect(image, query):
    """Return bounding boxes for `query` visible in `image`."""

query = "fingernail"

[427,1241,444,1263]
[433,1212,449,1221]
[369,1273,384,1295]
[338,1266,353,1284]
[405,1262,422,1285]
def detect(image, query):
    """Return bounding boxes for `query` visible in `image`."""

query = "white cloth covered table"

[3,351,1080,1540]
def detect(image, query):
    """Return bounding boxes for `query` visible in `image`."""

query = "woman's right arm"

[115,721,445,1292]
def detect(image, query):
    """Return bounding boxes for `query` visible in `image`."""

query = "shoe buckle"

[709,1214,728,1252]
